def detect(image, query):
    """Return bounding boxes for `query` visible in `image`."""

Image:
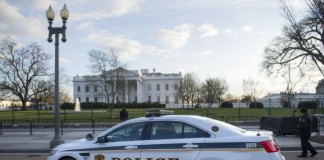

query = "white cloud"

[197,51,214,56]
[0,1,46,39]
[30,0,53,11]
[241,26,253,32]
[110,0,142,16]
[177,68,186,75]
[154,24,193,49]
[71,0,142,21]
[77,21,95,30]
[275,32,282,37]
[83,31,162,60]
[197,24,218,37]
[225,29,233,33]
[60,57,72,64]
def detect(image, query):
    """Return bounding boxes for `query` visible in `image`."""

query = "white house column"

[114,80,117,103]
[125,81,128,103]
[137,80,142,103]
[139,81,142,102]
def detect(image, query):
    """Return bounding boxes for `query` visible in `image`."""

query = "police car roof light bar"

[146,110,174,117]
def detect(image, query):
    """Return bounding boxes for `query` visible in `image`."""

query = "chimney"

[153,68,156,74]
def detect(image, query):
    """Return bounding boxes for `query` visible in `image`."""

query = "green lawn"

[1,108,323,121]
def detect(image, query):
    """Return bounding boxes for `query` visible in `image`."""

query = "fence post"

[92,119,95,134]
[29,120,33,135]
[60,120,64,135]
[0,121,3,135]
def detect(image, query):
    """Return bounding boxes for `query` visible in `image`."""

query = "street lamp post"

[269,98,271,116]
[46,4,69,149]
[238,99,241,118]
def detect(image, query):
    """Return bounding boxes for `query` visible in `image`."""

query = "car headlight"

[49,150,58,156]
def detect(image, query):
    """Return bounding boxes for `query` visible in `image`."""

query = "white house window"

[94,97,98,103]
[86,86,89,92]
[157,96,160,103]
[94,85,97,92]
[157,84,160,91]
[166,96,169,104]
[86,97,89,102]
[77,86,81,92]
[165,84,169,91]
[148,96,151,102]
[148,84,151,91]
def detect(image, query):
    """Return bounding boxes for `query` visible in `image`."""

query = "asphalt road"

[0,151,323,160]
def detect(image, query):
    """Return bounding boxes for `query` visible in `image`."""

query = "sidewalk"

[0,131,323,153]
[0,131,95,153]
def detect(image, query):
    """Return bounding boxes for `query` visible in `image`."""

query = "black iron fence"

[0,118,120,135]
[3,115,323,135]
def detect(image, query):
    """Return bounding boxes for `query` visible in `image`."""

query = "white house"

[0,100,32,111]
[258,79,324,108]
[73,68,182,105]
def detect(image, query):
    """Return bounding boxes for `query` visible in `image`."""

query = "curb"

[0,150,50,153]
[280,146,324,151]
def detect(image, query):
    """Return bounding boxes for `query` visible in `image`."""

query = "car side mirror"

[97,136,108,143]
[86,134,94,140]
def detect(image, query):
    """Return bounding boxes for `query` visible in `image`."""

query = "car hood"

[54,139,93,151]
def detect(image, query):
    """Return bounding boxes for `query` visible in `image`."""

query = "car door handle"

[124,145,138,150]
[183,143,198,149]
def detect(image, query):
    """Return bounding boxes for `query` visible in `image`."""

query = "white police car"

[48,110,285,160]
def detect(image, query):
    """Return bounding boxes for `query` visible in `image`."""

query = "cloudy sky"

[0,0,314,98]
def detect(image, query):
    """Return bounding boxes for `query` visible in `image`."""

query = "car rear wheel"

[60,157,76,160]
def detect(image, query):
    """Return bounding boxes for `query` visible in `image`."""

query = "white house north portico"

[73,68,182,105]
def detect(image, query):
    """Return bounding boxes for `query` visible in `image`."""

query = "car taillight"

[260,140,279,153]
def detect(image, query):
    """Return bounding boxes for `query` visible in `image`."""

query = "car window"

[105,122,145,142]
[183,123,209,138]
[149,121,209,140]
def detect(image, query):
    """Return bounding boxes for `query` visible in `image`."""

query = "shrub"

[60,103,75,110]
[282,101,290,108]
[220,102,233,108]
[78,102,166,110]
[249,102,264,108]
[297,101,318,109]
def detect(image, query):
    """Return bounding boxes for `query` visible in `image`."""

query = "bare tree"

[88,48,126,116]
[30,67,70,105]
[0,39,52,110]
[59,88,72,104]
[262,0,324,77]
[201,78,228,107]
[281,64,306,107]
[214,78,228,107]
[30,80,53,103]
[242,77,262,106]
[0,85,10,103]
[175,80,185,108]
[179,73,199,108]
[223,94,238,103]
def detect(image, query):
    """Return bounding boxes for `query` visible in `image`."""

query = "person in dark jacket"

[119,107,128,121]
[297,107,317,158]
